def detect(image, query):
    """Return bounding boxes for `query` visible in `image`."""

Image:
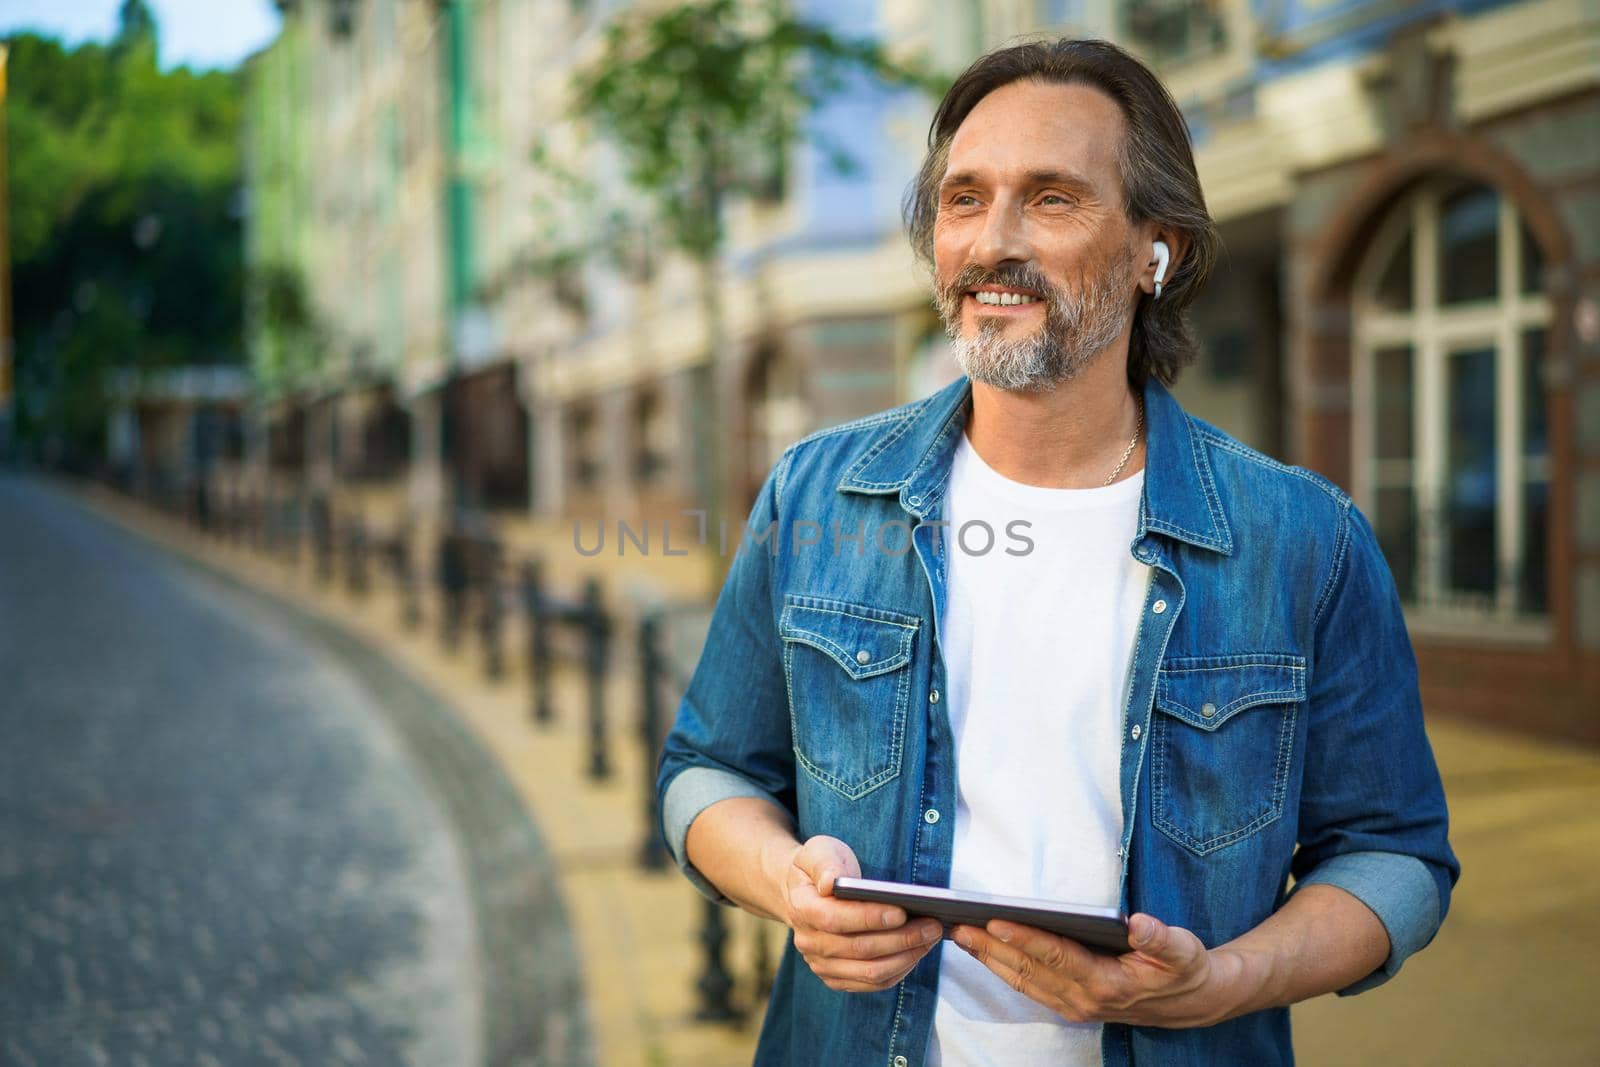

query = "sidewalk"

[73,481,1600,1066]
[72,481,769,1067]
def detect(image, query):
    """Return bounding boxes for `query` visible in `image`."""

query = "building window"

[569,403,600,491]
[633,387,669,486]
[1121,0,1229,65]
[743,346,808,506]
[1352,178,1552,622]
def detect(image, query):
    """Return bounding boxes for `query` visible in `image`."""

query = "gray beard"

[939,258,1135,393]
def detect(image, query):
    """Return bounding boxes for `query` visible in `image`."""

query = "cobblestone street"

[0,474,591,1067]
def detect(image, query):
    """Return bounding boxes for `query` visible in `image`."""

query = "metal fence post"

[311,493,334,585]
[751,917,775,1001]
[584,577,610,780]
[437,525,468,650]
[638,613,669,870]
[478,536,505,680]
[523,558,554,724]
[288,493,305,566]
[389,525,421,631]
[344,517,369,598]
[695,897,741,1023]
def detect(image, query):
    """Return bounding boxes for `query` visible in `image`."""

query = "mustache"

[937,263,1064,312]
[940,262,1056,300]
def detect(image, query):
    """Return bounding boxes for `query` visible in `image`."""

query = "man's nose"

[968,198,1031,269]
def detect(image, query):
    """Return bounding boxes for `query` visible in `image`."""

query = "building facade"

[243,0,1600,739]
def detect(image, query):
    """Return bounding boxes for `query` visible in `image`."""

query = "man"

[657,37,1457,1066]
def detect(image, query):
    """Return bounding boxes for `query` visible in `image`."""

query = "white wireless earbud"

[1152,240,1170,300]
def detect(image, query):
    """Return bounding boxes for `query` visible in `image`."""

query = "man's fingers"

[793,888,908,935]
[810,862,847,896]
[1127,914,1204,971]
[954,924,1091,1001]
[793,836,861,895]
[809,940,936,991]
[987,920,1090,977]
[796,920,943,961]
[964,922,1093,986]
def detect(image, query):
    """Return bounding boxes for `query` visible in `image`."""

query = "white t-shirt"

[927,430,1151,1067]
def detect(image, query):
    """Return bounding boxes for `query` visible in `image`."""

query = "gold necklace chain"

[1102,397,1144,487]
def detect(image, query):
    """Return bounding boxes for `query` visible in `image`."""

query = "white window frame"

[1350,178,1553,639]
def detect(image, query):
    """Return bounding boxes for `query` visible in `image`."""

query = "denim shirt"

[658,374,1459,1067]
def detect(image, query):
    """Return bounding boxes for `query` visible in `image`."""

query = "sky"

[0,0,282,71]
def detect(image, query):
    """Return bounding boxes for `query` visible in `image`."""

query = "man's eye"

[1039,194,1074,206]
[951,194,979,207]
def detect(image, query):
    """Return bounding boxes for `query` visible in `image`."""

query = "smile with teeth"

[972,291,1041,306]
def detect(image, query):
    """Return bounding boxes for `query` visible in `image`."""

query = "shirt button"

[1152,599,1167,614]
[1201,702,1217,719]
[856,649,871,665]
[924,808,940,824]
[929,689,941,704]
[1130,724,1143,741]
[894,1058,909,1067]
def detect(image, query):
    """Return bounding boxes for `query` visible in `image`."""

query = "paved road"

[0,474,591,1067]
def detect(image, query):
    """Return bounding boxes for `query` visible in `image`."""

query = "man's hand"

[953,913,1242,1028]
[774,835,944,993]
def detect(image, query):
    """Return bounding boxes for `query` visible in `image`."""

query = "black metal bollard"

[437,527,469,651]
[388,526,421,631]
[522,559,554,725]
[695,897,741,1023]
[637,613,670,870]
[310,494,334,585]
[263,492,278,556]
[583,577,611,781]
[194,476,211,532]
[477,537,505,681]
[265,493,280,557]
[344,518,369,598]
[287,494,305,566]
[751,918,775,1001]
[246,491,261,551]
[287,494,301,561]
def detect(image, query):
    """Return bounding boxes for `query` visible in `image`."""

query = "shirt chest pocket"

[1150,654,1306,856]
[779,595,919,801]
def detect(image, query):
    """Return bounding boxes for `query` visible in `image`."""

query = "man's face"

[932,79,1142,391]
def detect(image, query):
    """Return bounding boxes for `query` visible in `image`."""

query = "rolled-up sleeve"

[655,451,798,905]
[1290,503,1460,994]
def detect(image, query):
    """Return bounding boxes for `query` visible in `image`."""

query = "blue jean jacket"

[658,374,1459,1066]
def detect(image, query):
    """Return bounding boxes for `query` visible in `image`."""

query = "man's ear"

[1144,230,1187,293]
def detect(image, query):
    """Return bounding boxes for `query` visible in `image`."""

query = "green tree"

[5,25,244,467]
[567,0,937,523]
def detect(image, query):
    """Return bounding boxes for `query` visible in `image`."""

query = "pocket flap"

[1155,654,1306,731]
[780,596,918,680]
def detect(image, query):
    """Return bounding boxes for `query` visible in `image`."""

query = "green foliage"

[566,0,938,263]
[249,262,323,393]
[5,28,244,461]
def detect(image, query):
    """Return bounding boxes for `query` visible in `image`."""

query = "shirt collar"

[836,373,1234,556]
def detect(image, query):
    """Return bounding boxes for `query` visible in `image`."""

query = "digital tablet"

[832,877,1132,956]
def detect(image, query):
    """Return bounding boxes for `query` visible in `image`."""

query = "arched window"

[1351,178,1551,621]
